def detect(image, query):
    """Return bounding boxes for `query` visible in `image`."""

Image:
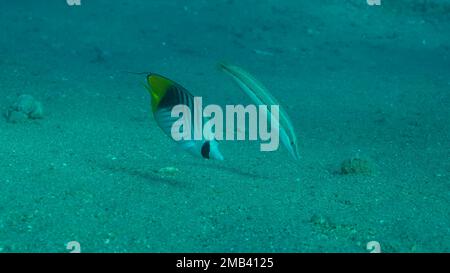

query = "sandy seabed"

[0,0,448,252]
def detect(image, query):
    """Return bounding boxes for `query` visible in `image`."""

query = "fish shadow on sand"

[94,158,273,186]
[185,161,275,181]
[95,161,188,188]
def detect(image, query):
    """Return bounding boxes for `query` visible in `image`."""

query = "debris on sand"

[5,94,44,123]
[340,157,375,175]
[156,166,180,177]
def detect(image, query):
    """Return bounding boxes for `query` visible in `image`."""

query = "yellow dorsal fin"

[146,74,173,113]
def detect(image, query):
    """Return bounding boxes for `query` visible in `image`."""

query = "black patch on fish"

[158,85,193,110]
[201,141,210,159]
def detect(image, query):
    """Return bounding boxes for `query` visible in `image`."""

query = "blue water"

[0,0,449,252]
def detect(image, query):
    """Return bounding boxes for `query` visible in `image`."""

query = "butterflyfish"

[145,73,224,160]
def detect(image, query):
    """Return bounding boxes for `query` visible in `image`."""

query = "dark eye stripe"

[201,141,210,159]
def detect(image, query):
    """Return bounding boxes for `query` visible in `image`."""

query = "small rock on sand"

[5,94,44,123]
